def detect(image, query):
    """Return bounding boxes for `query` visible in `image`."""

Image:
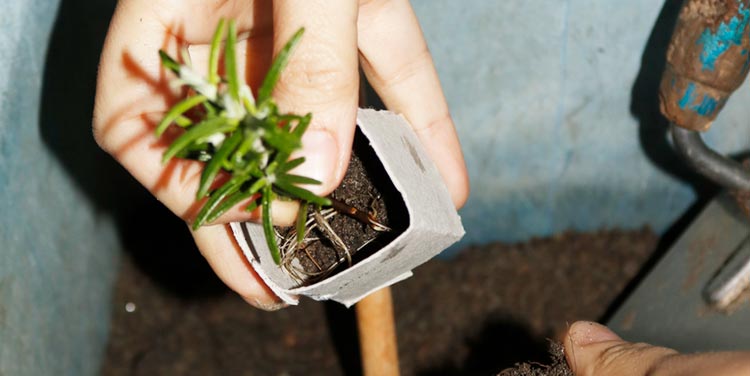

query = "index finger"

[270,0,360,196]
[358,0,469,208]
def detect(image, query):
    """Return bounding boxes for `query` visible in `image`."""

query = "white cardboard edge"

[231,109,465,306]
[230,222,300,305]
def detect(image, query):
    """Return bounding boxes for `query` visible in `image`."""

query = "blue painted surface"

[693,94,721,116]
[412,0,750,247]
[678,83,720,116]
[0,0,120,374]
[679,83,698,109]
[697,1,750,71]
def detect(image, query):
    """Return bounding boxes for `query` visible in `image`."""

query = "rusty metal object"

[608,193,750,351]
[671,125,750,191]
[660,0,750,131]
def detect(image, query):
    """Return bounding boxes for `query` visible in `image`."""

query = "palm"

[95,0,276,220]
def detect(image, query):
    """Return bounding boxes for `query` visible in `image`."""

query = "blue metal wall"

[0,1,121,374]
[413,0,750,245]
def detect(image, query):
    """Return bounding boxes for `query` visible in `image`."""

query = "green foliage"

[156,19,331,264]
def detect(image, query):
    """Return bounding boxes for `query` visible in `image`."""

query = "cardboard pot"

[230,109,464,306]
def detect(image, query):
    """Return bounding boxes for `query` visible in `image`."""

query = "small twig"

[313,208,352,266]
[329,197,392,232]
[303,246,323,272]
[279,208,346,283]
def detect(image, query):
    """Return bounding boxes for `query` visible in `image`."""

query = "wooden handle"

[356,287,400,376]
[660,0,750,131]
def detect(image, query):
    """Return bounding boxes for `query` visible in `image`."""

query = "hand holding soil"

[93,0,469,309]
[561,321,750,376]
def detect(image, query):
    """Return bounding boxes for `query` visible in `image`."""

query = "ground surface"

[102,228,657,376]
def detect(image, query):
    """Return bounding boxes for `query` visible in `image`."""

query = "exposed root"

[276,193,393,285]
[278,207,353,284]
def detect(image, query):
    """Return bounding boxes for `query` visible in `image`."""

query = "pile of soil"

[499,343,572,376]
[102,227,656,375]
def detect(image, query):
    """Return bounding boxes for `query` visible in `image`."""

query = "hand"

[564,321,750,375]
[93,0,469,310]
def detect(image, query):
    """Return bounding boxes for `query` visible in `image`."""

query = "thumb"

[271,0,360,196]
[564,321,678,376]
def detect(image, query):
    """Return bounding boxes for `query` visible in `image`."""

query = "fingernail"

[569,321,621,346]
[291,130,337,195]
[244,296,289,311]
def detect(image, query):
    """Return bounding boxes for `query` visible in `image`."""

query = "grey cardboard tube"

[230,109,465,307]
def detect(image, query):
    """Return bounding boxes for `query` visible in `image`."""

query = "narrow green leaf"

[206,178,267,223]
[192,177,243,229]
[197,130,243,199]
[225,20,240,102]
[208,19,226,84]
[177,142,211,160]
[175,116,192,127]
[262,186,282,264]
[258,28,304,103]
[155,95,207,136]
[159,50,180,73]
[296,202,308,244]
[278,173,321,186]
[291,113,312,138]
[179,47,192,68]
[244,198,261,212]
[275,180,330,206]
[276,114,303,132]
[277,157,305,174]
[261,128,300,154]
[242,95,256,114]
[232,125,260,164]
[204,101,218,117]
[162,117,235,163]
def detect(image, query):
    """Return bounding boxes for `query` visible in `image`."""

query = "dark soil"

[281,130,408,283]
[102,227,657,375]
[498,343,572,376]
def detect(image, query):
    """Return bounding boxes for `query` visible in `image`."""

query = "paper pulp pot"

[231,109,464,307]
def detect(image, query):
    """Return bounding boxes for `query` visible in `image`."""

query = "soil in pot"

[277,128,410,285]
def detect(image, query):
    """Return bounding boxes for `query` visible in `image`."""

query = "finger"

[93,0,294,225]
[564,321,678,376]
[271,0,360,196]
[191,224,286,310]
[358,0,469,209]
[566,321,750,375]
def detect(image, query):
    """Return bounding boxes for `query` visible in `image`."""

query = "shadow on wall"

[39,0,226,299]
[608,0,750,324]
[631,0,715,197]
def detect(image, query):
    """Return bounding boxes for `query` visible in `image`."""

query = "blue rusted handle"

[660,0,750,131]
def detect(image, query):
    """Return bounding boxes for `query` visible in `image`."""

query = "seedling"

[156,19,390,275]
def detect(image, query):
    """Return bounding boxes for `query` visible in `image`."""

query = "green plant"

[156,19,330,265]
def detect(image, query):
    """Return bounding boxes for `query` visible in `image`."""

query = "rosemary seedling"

[156,19,330,264]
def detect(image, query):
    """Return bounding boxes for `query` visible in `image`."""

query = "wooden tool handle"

[660,0,750,131]
[356,287,400,376]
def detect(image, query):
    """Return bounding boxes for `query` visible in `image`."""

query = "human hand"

[93,0,468,310]
[564,321,750,375]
